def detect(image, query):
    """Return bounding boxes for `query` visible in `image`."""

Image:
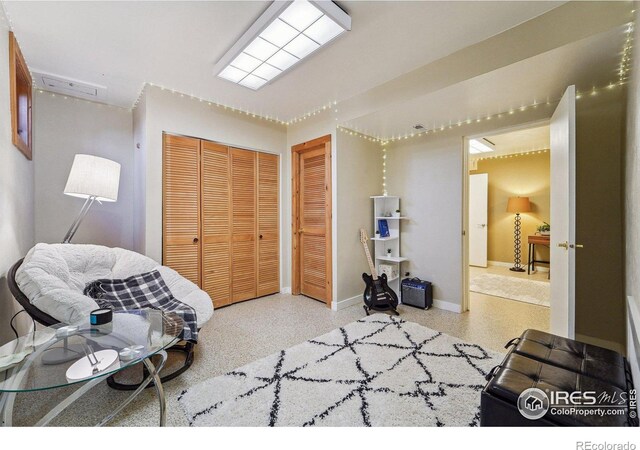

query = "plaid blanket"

[84,270,198,343]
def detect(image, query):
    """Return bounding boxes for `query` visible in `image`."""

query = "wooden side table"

[527,235,550,277]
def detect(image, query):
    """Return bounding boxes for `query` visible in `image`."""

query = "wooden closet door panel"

[257,152,279,297]
[231,148,257,302]
[163,134,201,286]
[300,148,327,301]
[201,141,231,308]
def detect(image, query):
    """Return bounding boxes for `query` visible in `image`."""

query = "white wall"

[386,109,553,311]
[132,93,147,254]
[33,93,134,249]
[0,25,35,345]
[138,86,289,282]
[335,131,381,305]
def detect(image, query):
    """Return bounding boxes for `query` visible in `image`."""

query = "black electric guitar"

[359,229,399,315]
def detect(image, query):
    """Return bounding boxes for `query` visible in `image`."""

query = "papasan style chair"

[8,243,214,390]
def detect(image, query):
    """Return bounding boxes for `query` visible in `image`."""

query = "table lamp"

[506,196,531,272]
[62,154,121,243]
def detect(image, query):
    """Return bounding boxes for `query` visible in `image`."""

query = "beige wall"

[335,132,381,303]
[0,26,35,345]
[135,86,289,285]
[33,93,134,249]
[625,4,640,378]
[471,151,550,265]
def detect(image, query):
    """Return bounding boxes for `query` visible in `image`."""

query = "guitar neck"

[361,239,378,280]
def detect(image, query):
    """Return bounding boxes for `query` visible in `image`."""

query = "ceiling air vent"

[413,124,425,130]
[33,71,107,102]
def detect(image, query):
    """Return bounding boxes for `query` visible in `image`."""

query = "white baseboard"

[280,286,291,294]
[333,295,361,311]
[432,299,462,313]
[487,260,549,273]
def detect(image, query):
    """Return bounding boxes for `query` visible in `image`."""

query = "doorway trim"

[291,134,333,307]
[461,119,550,313]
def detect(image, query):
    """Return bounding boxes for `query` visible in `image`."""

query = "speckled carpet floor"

[178,314,503,427]
[10,293,546,426]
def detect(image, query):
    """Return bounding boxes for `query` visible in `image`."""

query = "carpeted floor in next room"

[11,293,548,426]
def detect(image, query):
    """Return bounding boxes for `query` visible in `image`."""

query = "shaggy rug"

[470,273,550,307]
[178,314,503,427]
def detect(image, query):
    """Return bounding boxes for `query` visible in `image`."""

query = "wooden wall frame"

[9,32,32,160]
[291,134,332,307]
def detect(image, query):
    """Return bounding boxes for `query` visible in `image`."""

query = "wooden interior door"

[257,152,280,297]
[201,141,231,308]
[231,148,257,302]
[162,133,201,286]
[292,135,332,306]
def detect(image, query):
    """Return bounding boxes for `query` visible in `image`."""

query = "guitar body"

[362,272,399,314]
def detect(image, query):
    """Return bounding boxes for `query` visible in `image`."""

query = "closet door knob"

[193,237,199,244]
[259,234,263,239]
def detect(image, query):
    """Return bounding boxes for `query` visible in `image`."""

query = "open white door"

[469,173,488,267]
[550,85,576,338]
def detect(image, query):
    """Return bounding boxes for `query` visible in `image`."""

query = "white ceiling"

[344,25,627,138]
[480,124,550,157]
[4,0,563,117]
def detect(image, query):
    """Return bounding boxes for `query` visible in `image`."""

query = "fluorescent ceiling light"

[253,63,282,80]
[214,0,351,90]
[284,33,319,58]
[469,139,496,154]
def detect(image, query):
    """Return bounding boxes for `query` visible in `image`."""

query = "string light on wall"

[131,82,339,126]
[471,149,548,164]
[336,125,383,143]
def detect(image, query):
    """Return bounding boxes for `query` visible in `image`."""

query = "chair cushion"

[15,243,213,328]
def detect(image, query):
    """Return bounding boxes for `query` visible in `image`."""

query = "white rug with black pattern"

[178,314,503,426]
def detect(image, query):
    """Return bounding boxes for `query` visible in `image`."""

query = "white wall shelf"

[376,256,409,263]
[372,195,408,297]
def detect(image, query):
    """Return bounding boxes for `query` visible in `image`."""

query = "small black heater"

[401,278,433,310]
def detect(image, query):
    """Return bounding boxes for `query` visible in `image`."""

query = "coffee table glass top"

[0,309,183,393]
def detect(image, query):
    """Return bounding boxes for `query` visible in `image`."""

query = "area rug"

[470,273,550,307]
[178,314,503,427]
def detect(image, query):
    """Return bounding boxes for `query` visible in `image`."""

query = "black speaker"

[401,278,433,310]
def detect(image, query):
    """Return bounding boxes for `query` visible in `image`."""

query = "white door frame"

[461,119,550,313]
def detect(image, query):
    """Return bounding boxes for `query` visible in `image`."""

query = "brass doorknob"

[557,241,568,249]
[569,243,584,249]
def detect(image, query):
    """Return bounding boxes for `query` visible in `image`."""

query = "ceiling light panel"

[214,0,351,90]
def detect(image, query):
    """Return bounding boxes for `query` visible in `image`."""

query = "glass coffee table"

[0,309,184,426]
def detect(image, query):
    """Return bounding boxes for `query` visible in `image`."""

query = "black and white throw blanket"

[84,270,198,342]
[178,314,503,426]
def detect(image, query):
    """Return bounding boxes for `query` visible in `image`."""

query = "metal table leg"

[97,350,167,427]
[2,350,168,427]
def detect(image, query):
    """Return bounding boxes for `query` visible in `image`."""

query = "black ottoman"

[481,329,637,427]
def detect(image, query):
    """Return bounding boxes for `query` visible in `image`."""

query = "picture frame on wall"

[9,31,32,160]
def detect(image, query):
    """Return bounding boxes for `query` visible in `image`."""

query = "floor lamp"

[62,154,121,244]
[506,196,531,272]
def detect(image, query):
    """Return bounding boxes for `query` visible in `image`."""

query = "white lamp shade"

[64,154,121,202]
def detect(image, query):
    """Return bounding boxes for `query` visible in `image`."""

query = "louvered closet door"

[299,148,328,301]
[163,134,201,286]
[257,152,279,297]
[201,141,231,308]
[231,148,257,302]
